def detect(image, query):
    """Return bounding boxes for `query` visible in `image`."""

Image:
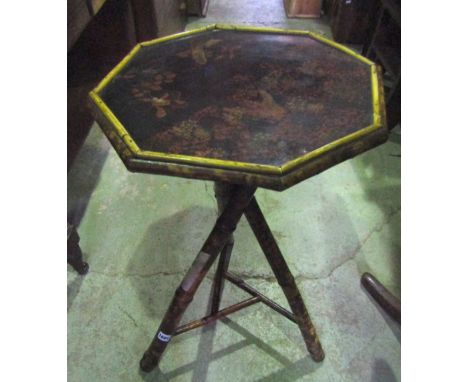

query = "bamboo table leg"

[244,197,325,362]
[210,238,234,314]
[210,182,235,314]
[140,185,256,372]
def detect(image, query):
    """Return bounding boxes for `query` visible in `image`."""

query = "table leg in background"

[361,272,401,324]
[67,223,89,275]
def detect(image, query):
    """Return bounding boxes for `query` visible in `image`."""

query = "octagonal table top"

[89,24,388,191]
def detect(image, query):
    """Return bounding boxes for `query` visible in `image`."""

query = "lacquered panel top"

[90,26,387,190]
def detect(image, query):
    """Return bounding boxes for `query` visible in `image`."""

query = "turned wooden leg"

[139,185,256,372]
[67,223,89,275]
[244,197,325,362]
[361,272,401,324]
[210,182,235,314]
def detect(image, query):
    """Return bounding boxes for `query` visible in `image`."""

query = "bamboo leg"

[210,238,234,314]
[210,182,235,314]
[140,185,256,372]
[243,197,325,362]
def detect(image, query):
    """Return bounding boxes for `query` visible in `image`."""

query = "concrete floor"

[68,1,401,381]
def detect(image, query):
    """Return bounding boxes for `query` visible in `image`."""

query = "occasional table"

[89,24,387,372]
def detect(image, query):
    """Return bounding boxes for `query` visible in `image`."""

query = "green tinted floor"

[67,1,401,381]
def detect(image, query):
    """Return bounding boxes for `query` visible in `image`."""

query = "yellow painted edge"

[280,124,380,173]
[371,64,383,126]
[94,26,218,95]
[281,65,384,174]
[214,24,373,66]
[136,150,282,175]
[215,23,310,36]
[306,31,374,66]
[90,23,382,177]
[89,92,141,154]
[94,44,142,94]
[140,24,217,47]
[90,91,281,175]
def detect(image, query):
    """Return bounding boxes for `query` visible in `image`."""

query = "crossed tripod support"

[140,182,324,372]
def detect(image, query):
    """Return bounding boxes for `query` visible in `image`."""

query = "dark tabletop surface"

[98,29,374,167]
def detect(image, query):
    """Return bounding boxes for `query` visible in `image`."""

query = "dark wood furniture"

[361,272,400,324]
[89,25,388,372]
[329,0,375,44]
[67,224,89,275]
[362,0,400,129]
[67,0,107,51]
[67,0,186,168]
[68,0,188,277]
[186,0,209,17]
[68,0,138,167]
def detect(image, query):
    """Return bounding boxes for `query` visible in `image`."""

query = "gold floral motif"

[307,103,325,114]
[222,107,244,124]
[285,97,324,114]
[151,92,186,119]
[177,39,239,65]
[232,89,286,121]
[152,94,170,118]
[194,105,219,119]
[214,45,240,60]
[171,120,198,139]
[176,40,222,65]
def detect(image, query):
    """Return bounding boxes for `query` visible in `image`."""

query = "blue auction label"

[157,331,171,342]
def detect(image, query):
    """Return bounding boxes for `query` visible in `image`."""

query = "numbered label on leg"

[156,331,171,343]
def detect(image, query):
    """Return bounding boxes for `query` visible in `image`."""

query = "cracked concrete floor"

[68,1,400,380]
[68,122,400,382]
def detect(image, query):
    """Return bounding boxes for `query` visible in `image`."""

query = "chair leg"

[139,185,256,372]
[244,197,325,362]
[67,224,89,275]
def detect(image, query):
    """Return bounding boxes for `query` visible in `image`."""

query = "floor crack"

[309,207,401,281]
[308,207,401,281]
[230,208,400,284]
[118,306,138,327]
[84,208,400,283]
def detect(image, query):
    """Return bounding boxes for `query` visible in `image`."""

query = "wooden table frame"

[140,182,324,372]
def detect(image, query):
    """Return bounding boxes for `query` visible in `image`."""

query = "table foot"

[140,185,256,372]
[67,224,89,275]
[244,197,325,362]
[361,272,401,324]
[139,352,159,373]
